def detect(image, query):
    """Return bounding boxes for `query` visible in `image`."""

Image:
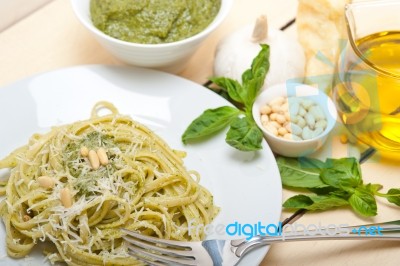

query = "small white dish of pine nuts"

[252,83,337,157]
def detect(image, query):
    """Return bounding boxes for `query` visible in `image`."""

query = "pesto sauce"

[64,132,117,196]
[90,0,221,44]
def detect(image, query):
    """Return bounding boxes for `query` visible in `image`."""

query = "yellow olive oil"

[335,31,400,159]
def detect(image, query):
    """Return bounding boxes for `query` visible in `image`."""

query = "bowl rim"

[252,83,338,145]
[70,0,233,48]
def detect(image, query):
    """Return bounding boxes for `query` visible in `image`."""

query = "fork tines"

[121,229,197,266]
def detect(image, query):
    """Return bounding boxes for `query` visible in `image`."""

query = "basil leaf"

[277,157,328,188]
[181,45,271,152]
[348,188,377,217]
[241,44,270,108]
[241,69,253,87]
[298,157,326,170]
[283,194,348,211]
[242,71,265,108]
[328,157,362,182]
[386,188,400,206]
[225,116,263,151]
[308,186,338,195]
[329,190,352,199]
[182,106,240,143]
[320,158,362,189]
[364,183,383,194]
[210,77,245,104]
[283,195,314,209]
[307,195,349,211]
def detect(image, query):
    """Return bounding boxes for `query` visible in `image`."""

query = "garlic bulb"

[213,15,306,91]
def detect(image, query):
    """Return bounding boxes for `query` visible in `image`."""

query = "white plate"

[0,65,282,266]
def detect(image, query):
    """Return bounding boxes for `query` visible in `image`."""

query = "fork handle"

[233,220,400,257]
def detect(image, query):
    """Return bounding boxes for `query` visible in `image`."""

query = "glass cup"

[333,0,400,160]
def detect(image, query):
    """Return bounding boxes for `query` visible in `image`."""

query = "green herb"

[182,106,240,142]
[385,189,400,206]
[277,157,327,188]
[182,44,270,151]
[225,116,263,151]
[283,194,349,211]
[348,188,377,217]
[320,158,362,189]
[278,156,400,217]
[211,77,245,104]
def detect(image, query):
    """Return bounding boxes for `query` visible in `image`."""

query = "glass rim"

[344,1,400,79]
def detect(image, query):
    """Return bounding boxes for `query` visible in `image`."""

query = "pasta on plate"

[0,102,219,265]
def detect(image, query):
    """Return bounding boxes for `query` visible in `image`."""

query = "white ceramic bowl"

[70,0,232,74]
[252,83,338,157]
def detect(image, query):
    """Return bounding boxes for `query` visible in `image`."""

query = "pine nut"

[302,126,313,140]
[261,114,269,124]
[260,105,272,115]
[80,146,89,157]
[313,127,324,138]
[97,148,109,166]
[23,215,31,222]
[285,123,292,133]
[37,176,55,189]
[297,116,307,128]
[298,106,307,117]
[88,150,100,170]
[269,96,285,106]
[284,112,290,121]
[300,99,314,110]
[269,121,281,129]
[278,127,288,136]
[291,115,299,123]
[271,104,282,114]
[264,125,278,136]
[60,188,72,208]
[315,119,328,130]
[305,113,316,128]
[283,133,293,140]
[270,113,278,121]
[276,114,286,124]
[340,134,348,144]
[289,123,302,136]
[289,102,300,117]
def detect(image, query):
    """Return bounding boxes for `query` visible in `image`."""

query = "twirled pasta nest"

[0,102,219,265]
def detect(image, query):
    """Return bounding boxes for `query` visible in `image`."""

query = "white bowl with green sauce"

[71,0,233,73]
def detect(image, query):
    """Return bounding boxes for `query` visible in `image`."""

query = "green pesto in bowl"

[90,0,221,44]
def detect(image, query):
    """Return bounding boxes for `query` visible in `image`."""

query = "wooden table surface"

[0,0,399,265]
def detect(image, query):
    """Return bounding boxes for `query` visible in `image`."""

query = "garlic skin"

[213,20,306,91]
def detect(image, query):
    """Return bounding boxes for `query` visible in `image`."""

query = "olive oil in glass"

[335,31,400,159]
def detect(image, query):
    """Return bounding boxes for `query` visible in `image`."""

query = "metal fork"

[122,220,400,266]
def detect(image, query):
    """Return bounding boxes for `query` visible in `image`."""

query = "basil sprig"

[278,156,400,217]
[182,44,270,151]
